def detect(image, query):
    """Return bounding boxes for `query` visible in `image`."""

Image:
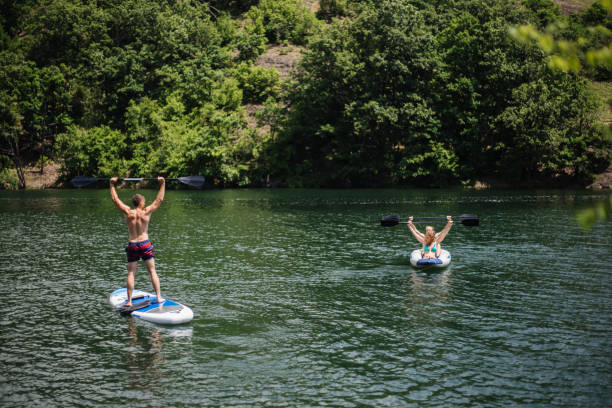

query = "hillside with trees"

[1,0,610,188]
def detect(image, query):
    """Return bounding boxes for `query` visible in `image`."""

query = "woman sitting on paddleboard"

[407,216,453,259]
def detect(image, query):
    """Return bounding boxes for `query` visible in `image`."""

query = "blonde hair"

[425,226,436,247]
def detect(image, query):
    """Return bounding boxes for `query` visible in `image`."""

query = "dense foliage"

[267,0,610,186]
[0,0,610,188]
[0,0,294,187]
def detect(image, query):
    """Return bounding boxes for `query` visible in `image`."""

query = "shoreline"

[587,163,612,190]
[6,162,612,190]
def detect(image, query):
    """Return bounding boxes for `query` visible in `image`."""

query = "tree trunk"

[7,135,26,189]
[13,157,26,190]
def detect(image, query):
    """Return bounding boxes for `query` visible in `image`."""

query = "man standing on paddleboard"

[110,176,165,307]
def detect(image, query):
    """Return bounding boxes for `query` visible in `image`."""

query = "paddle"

[72,175,205,188]
[381,214,479,227]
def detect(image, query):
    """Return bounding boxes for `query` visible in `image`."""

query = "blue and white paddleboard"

[109,288,194,325]
[410,249,451,269]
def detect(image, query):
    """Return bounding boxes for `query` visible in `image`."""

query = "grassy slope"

[553,0,597,15]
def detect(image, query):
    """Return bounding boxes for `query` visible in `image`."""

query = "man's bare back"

[110,177,165,242]
[110,177,165,306]
[124,206,154,242]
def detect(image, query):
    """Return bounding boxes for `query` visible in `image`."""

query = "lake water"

[0,188,610,407]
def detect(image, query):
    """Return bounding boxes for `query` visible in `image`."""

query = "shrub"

[55,125,129,178]
[232,62,281,104]
[245,0,320,45]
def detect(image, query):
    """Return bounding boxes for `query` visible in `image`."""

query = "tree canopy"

[0,0,609,188]
[266,0,610,186]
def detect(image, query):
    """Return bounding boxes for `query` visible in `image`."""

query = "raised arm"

[110,177,130,214]
[145,176,165,213]
[407,216,425,244]
[435,216,453,244]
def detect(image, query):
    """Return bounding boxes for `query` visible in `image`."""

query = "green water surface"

[0,189,610,407]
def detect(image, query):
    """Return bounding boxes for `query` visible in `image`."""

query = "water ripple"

[0,189,610,407]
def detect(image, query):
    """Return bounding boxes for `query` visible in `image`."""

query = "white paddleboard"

[109,288,194,325]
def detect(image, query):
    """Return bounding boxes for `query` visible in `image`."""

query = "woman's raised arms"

[435,216,454,244]
[407,216,426,244]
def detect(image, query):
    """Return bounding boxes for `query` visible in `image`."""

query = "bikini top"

[423,244,437,252]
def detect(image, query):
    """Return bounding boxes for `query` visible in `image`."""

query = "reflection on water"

[410,268,452,293]
[124,319,165,397]
[0,189,610,407]
[407,268,452,306]
[404,268,454,331]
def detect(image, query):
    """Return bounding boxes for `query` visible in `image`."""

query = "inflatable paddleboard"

[109,288,193,325]
[410,249,451,268]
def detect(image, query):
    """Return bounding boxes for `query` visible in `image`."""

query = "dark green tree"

[437,0,609,184]
[0,53,72,188]
[521,0,562,28]
[269,0,444,186]
[268,0,609,187]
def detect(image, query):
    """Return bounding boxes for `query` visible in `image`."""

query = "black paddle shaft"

[381,214,479,227]
[72,175,205,188]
